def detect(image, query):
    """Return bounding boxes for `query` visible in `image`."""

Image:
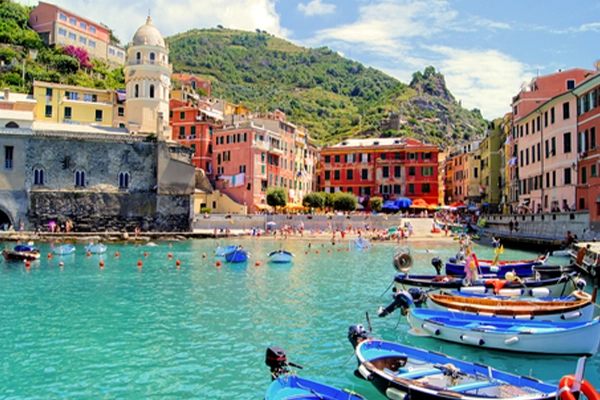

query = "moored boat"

[2,248,40,261]
[348,324,559,400]
[445,257,548,278]
[353,237,372,250]
[265,346,364,400]
[224,247,250,263]
[85,243,107,254]
[268,250,295,264]
[215,245,238,257]
[53,244,75,255]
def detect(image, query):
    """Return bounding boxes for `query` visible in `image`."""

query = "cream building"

[124,17,172,137]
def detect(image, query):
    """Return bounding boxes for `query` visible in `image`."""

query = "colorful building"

[480,118,504,210]
[573,73,600,228]
[319,138,440,206]
[32,81,115,126]
[29,1,125,66]
[171,73,211,98]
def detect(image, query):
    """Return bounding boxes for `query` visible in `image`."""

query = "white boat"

[353,237,372,250]
[85,243,107,254]
[268,250,295,263]
[53,244,75,255]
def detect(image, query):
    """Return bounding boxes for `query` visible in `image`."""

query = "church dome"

[132,17,165,47]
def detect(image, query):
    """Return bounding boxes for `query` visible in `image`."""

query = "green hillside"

[167,28,487,147]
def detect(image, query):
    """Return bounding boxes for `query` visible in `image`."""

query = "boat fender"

[513,314,533,320]
[497,288,523,297]
[459,286,487,294]
[460,335,485,346]
[561,311,582,320]
[489,265,499,273]
[422,323,441,336]
[529,287,551,297]
[358,364,373,381]
[571,291,592,301]
[504,336,519,345]
[559,375,600,400]
[386,387,409,400]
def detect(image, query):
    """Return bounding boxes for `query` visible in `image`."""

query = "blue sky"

[21,0,600,119]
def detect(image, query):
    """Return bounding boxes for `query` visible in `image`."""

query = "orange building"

[169,98,222,173]
[172,73,211,97]
[319,138,440,206]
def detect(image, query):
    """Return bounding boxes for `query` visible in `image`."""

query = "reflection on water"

[0,238,596,399]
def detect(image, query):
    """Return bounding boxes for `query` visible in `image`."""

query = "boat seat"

[394,367,442,379]
[447,380,501,392]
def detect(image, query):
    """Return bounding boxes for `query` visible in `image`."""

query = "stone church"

[0,17,196,232]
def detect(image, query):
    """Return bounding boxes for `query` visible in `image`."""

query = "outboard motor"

[378,290,414,317]
[408,287,427,307]
[431,257,443,275]
[348,324,370,349]
[265,346,303,380]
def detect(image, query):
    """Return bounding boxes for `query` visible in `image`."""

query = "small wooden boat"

[215,245,237,257]
[393,271,585,298]
[53,244,75,255]
[398,307,600,355]
[85,243,107,254]
[353,237,372,250]
[382,290,596,322]
[265,346,364,400]
[348,324,558,400]
[224,248,250,263]
[2,248,40,261]
[268,250,295,264]
[445,257,548,278]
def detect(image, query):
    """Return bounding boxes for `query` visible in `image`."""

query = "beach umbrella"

[395,197,412,208]
[266,221,277,227]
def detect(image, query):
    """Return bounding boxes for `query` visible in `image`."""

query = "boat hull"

[354,339,557,400]
[265,375,363,400]
[445,261,541,278]
[54,245,75,255]
[2,250,40,261]
[407,308,600,355]
[215,245,237,257]
[225,249,250,263]
[85,244,107,254]
[394,272,582,298]
[268,251,294,264]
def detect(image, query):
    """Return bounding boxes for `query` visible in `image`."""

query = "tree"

[333,192,357,212]
[267,187,287,209]
[302,192,324,209]
[370,197,383,212]
[320,191,334,208]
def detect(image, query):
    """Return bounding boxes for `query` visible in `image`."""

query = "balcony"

[269,145,284,156]
[253,141,269,151]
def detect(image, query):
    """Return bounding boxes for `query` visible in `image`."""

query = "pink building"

[573,74,600,226]
[29,1,124,65]
[511,69,596,213]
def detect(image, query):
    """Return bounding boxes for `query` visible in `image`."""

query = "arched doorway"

[0,209,12,230]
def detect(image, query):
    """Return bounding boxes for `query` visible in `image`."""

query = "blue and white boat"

[265,346,364,400]
[268,250,295,264]
[85,243,107,254]
[224,247,250,263]
[348,324,559,400]
[215,245,238,257]
[53,244,75,255]
[379,294,600,355]
[353,237,372,250]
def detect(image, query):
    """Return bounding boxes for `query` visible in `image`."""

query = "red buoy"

[25,261,31,268]
[115,252,120,258]
[202,253,206,258]
[87,252,91,257]
[176,260,181,266]
[327,249,331,253]
[47,253,52,259]
[255,261,260,266]
[144,252,148,258]
[216,260,222,267]
[99,261,105,268]
[316,250,319,254]
[137,260,143,267]
[168,253,173,259]
[59,262,64,267]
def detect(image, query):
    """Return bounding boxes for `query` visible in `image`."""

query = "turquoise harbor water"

[0,238,598,399]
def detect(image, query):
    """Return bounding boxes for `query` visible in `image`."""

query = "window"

[592,164,597,177]
[58,28,66,36]
[347,170,353,180]
[382,166,389,178]
[80,21,87,30]
[90,26,96,34]
[79,36,86,45]
[69,17,76,25]
[592,127,597,150]
[149,84,155,98]
[190,126,196,137]
[59,13,67,21]
[134,84,139,98]
[45,105,52,117]
[334,170,340,180]
[95,109,102,121]
[408,166,416,176]
[380,153,386,160]
[563,132,571,153]
[64,107,72,119]
[582,167,588,185]
[88,40,95,48]
[179,126,185,138]
[74,170,86,187]
[361,169,368,180]
[118,107,124,117]
[149,52,156,63]
[5,146,13,169]
[407,153,417,160]
[108,48,115,56]
[544,111,548,127]
[551,137,556,155]
[324,155,331,163]
[334,155,340,163]
[136,52,141,61]
[564,168,572,185]
[421,166,433,176]
[180,111,185,120]
[422,183,430,193]
[408,183,415,194]
[550,107,555,124]
[324,171,330,180]
[83,94,92,102]
[119,172,130,189]
[563,102,570,119]
[567,80,575,90]
[68,32,76,40]
[34,168,45,185]
[394,166,401,178]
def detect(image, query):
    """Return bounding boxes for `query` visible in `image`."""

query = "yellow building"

[33,81,115,126]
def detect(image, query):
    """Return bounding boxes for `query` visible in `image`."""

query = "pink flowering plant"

[61,45,94,69]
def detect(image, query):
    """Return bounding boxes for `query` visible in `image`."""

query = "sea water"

[0,238,598,399]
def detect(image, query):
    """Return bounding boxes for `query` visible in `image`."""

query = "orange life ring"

[559,375,600,400]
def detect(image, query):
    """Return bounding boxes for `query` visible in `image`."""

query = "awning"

[255,204,271,210]
[284,203,306,210]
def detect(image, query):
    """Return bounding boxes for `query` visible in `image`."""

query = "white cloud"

[25,0,289,44]
[298,0,336,16]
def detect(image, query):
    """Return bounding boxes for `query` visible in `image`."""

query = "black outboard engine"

[408,287,426,307]
[265,346,303,380]
[348,324,370,349]
[378,290,414,317]
[431,257,443,275]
